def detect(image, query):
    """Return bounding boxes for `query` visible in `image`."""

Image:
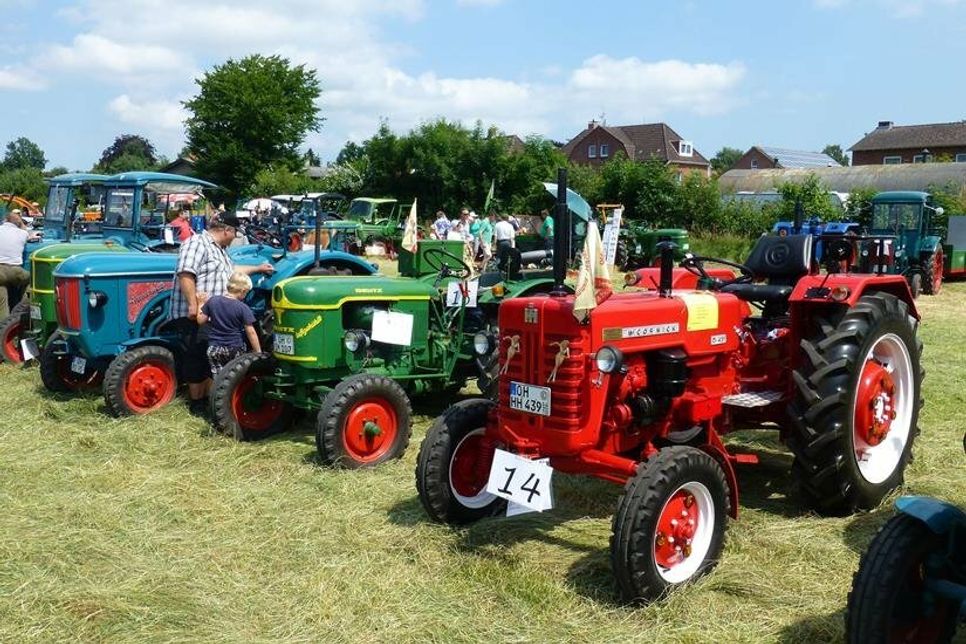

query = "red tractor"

[415,184,923,603]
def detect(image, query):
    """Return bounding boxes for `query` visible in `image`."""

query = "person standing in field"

[539,209,554,253]
[494,213,516,272]
[0,209,38,318]
[197,271,261,378]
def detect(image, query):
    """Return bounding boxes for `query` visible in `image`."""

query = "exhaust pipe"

[551,167,569,296]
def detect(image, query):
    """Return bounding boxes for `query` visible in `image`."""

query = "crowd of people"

[428,207,554,271]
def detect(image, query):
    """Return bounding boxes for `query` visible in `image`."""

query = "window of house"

[750,159,759,170]
[883,156,902,165]
[912,153,933,163]
[956,153,966,162]
[588,144,597,159]
[599,144,609,158]
[678,141,693,157]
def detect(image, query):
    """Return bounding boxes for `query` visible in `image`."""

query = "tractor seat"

[478,271,504,288]
[720,234,813,303]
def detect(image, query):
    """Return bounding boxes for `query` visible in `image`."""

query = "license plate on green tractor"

[274,333,294,355]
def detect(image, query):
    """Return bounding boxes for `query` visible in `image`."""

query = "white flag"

[402,199,418,253]
[573,223,612,322]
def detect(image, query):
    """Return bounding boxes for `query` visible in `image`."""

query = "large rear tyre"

[103,345,177,416]
[0,300,29,364]
[39,331,102,393]
[614,238,630,271]
[921,248,943,296]
[611,446,730,604]
[415,398,506,524]
[211,352,292,441]
[846,513,961,644]
[788,293,923,515]
[316,374,412,468]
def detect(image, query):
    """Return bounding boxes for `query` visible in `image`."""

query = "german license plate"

[509,381,551,417]
[70,356,87,374]
[274,333,294,355]
[30,305,41,320]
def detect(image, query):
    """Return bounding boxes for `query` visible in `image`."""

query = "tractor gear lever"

[657,241,678,298]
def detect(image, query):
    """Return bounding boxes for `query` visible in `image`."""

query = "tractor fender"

[894,496,966,535]
[919,235,943,257]
[246,249,377,294]
[789,273,919,319]
[700,438,740,520]
[117,335,181,356]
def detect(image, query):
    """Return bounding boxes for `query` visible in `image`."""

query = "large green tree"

[183,54,322,197]
[822,144,849,166]
[95,134,159,173]
[0,167,47,203]
[3,137,46,171]
[710,146,744,174]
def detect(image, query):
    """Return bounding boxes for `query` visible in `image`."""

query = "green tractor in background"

[210,238,566,468]
[344,197,408,257]
[595,203,690,271]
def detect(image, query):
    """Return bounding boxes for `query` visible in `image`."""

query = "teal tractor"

[856,191,946,297]
[209,238,568,469]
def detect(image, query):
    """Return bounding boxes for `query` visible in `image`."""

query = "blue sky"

[2,0,965,171]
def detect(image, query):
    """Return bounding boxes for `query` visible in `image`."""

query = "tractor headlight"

[595,345,623,374]
[344,330,369,353]
[87,290,108,308]
[473,332,493,355]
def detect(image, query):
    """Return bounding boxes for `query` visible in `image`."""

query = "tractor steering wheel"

[422,247,472,280]
[680,254,755,288]
[245,224,284,249]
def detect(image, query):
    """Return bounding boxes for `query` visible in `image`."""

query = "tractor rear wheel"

[788,293,922,515]
[316,374,411,468]
[921,248,943,296]
[615,239,630,271]
[211,352,292,441]
[0,300,29,364]
[415,398,506,524]
[846,513,960,644]
[39,331,102,393]
[908,273,922,299]
[611,446,730,603]
[103,345,178,416]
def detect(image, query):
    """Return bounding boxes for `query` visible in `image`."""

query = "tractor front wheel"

[39,331,102,393]
[846,513,961,643]
[316,374,412,468]
[211,352,292,441]
[921,248,943,296]
[908,273,922,299]
[610,446,730,603]
[415,398,506,524]
[0,300,29,364]
[789,293,922,515]
[103,345,178,416]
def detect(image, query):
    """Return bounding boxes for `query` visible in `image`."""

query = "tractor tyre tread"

[210,352,291,441]
[0,300,29,363]
[921,250,943,296]
[103,345,176,417]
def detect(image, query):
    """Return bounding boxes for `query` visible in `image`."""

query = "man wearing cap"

[0,209,39,319]
[170,214,273,415]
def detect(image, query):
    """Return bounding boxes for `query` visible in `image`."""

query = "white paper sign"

[163,226,175,245]
[19,338,38,362]
[371,310,414,346]
[485,449,554,513]
[601,207,623,267]
[445,279,479,308]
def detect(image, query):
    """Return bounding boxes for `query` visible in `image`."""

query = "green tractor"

[209,238,566,467]
[344,197,409,256]
[856,191,946,297]
[596,203,690,271]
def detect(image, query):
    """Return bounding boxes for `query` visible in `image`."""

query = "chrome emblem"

[500,334,521,375]
[547,340,570,383]
[524,305,538,324]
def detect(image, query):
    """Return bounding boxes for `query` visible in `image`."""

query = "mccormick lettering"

[603,323,680,340]
[127,281,169,323]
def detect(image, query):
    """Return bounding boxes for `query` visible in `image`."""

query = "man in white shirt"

[493,213,516,272]
[0,209,37,318]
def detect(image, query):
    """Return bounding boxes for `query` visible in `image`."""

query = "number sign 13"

[485,449,554,514]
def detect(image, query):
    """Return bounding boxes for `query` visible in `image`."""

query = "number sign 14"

[485,449,554,514]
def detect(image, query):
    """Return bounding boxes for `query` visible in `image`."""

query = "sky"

[2,0,966,171]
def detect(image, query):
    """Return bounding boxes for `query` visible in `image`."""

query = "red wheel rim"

[230,373,285,432]
[854,359,897,446]
[448,429,494,503]
[2,319,23,364]
[932,249,943,294]
[341,398,398,463]
[654,489,701,570]
[122,360,176,413]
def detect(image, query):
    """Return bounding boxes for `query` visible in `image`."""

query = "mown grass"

[0,281,964,643]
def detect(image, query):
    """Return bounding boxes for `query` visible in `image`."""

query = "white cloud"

[456,0,507,6]
[0,66,43,90]
[37,34,190,76]
[108,95,187,131]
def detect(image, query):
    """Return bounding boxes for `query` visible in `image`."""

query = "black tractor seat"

[721,233,813,304]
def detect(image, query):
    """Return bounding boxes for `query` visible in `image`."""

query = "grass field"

[1,278,964,643]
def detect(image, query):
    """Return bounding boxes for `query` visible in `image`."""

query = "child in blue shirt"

[197,271,261,376]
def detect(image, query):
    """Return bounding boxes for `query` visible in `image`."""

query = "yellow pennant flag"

[573,222,612,322]
[402,199,418,253]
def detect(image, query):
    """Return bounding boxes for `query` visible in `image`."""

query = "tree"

[822,144,849,167]
[95,134,158,173]
[44,166,70,178]
[3,137,46,171]
[250,165,315,197]
[710,147,744,174]
[0,167,47,203]
[183,54,322,198]
[336,141,365,165]
[303,148,321,166]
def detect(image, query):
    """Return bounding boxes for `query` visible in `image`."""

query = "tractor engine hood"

[31,241,131,264]
[54,252,177,278]
[273,275,438,310]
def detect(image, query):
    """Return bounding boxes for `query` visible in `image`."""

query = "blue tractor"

[41,240,377,415]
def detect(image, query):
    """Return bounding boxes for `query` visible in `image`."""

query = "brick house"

[561,121,711,176]
[732,146,841,171]
[849,120,966,165]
